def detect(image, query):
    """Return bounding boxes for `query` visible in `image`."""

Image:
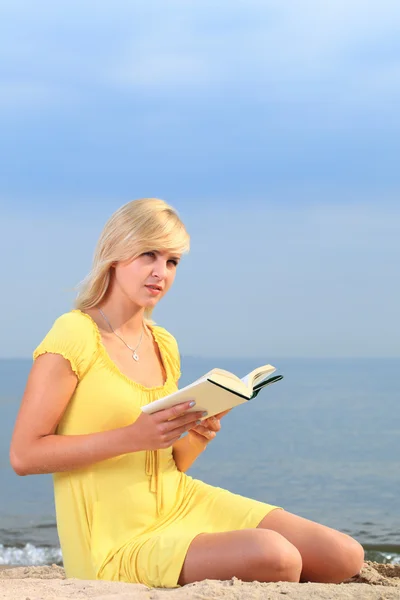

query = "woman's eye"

[168,259,179,267]
[143,251,156,259]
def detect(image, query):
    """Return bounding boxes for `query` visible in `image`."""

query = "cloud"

[111,53,211,88]
[0,2,399,222]
[104,1,400,98]
[0,0,399,151]
[1,1,400,101]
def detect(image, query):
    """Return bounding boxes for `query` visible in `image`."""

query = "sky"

[0,1,399,358]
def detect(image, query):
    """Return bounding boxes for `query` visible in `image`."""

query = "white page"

[240,373,251,386]
[241,366,276,388]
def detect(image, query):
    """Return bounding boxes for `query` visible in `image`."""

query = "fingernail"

[196,420,201,425]
[202,411,208,417]
[189,401,196,407]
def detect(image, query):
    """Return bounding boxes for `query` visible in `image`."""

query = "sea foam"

[0,543,62,566]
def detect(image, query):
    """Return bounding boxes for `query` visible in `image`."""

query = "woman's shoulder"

[41,310,99,346]
[53,309,99,336]
[151,324,179,351]
[33,310,100,380]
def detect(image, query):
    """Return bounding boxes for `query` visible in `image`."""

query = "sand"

[0,562,399,600]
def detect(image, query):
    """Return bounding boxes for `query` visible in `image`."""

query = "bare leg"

[258,510,365,583]
[178,528,302,586]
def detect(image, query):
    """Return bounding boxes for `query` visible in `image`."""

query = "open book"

[141,364,283,419]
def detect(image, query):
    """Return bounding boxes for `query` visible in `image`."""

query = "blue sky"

[1,1,399,358]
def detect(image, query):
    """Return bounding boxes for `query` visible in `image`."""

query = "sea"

[0,357,399,567]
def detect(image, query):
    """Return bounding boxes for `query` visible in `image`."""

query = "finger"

[187,430,211,446]
[167,410,206,431]
[165,420,201,442]
[168,414,204,436]
[202,416,221,432]
[154,400,197,422]
[164,410,206,436]
[192,424,217,438]
[198,428,217,440]
[161,433,183,447]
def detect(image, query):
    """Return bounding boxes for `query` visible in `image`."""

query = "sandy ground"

[0,562,399,599]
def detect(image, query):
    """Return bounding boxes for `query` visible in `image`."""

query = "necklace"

[98,308,144,362]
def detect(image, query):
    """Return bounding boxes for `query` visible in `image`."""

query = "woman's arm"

[10,353,203,476]
[173,411,230,472]
[172,432,210,472]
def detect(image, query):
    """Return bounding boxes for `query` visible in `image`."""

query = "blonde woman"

[10,199,364,588]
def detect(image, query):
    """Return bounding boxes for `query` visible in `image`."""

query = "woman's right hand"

[10,353,204,475]
[127,401,205,451]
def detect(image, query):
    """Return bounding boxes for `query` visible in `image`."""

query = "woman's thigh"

[178,528,302,586]
[258,509,365,583]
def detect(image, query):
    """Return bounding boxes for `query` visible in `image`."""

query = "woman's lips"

[145,285,162,295]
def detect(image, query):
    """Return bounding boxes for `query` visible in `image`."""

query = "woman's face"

[113,250,181,309]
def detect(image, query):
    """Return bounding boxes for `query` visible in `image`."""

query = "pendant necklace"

[98,308,144,362]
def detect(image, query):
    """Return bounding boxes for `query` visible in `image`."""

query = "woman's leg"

[258,509,364,583]
[178,528,302,585]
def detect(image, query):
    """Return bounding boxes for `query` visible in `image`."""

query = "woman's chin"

[133,291,163,310]
[141,297,161,309]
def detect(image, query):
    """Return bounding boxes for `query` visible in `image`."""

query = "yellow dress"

[33,310,279,588]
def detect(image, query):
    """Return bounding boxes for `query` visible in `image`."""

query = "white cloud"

[111,53,211,88]
[1,0,400,102]
[104,1,400,94]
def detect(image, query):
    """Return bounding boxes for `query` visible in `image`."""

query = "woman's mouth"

[145,284,162,295]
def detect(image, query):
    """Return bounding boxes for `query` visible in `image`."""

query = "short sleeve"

[152,326,181,383]
[33,311,98,381]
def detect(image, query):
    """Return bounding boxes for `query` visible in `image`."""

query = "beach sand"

[0,562,399,599]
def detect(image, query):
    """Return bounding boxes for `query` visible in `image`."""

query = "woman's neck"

[96,300,145,337]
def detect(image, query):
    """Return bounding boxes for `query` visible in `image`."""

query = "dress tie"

[145,450,164,516]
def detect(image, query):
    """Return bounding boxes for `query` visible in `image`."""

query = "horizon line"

[1,355,399,361]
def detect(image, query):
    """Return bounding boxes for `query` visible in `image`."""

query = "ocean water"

[0,357,399,567]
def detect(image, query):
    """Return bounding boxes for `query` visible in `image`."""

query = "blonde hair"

[75,198,190,321]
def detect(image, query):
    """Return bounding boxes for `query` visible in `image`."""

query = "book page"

[210,368,242,384]
[241,364,276,390]
[141,379,248,418]
[207,372,250,398]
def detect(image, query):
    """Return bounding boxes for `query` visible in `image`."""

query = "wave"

[0,543,398,568]
[365,546,400,565]
[0,543,62,566]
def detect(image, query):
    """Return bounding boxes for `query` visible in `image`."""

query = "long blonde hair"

[75,198,190,321]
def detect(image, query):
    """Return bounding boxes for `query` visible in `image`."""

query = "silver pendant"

[132,352,139,361]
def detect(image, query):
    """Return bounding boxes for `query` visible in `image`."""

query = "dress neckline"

[72,309,171,392]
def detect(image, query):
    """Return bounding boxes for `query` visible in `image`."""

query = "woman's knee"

[248,529,302,583]
[336,536,365,582]
[320,534,364,584]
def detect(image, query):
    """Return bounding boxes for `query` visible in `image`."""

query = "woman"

[10,198,364,588]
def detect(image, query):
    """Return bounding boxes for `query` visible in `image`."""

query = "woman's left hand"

[188,410,231,448]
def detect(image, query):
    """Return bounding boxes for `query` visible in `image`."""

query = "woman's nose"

[152,258,168,279]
